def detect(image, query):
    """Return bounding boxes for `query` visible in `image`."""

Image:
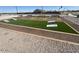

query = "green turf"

[3,19,78,34]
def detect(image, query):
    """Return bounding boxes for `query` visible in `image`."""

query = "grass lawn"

[2,19,78,34]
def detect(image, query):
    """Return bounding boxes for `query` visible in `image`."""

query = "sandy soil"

[63,16,79,25]
[61,16,79,32]
[0,15,18,20]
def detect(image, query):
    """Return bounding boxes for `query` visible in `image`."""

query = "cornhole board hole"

[47,24,57,27]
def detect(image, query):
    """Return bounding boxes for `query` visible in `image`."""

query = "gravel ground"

[61,15,79,32]
[61,16,79,25]
[0,27,79,53]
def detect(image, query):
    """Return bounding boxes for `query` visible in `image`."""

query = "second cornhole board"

[47,24,57,27]
[3,20,10,22]
[48,20,56,23]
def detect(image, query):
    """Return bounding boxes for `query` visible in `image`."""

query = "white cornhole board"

[47,24,57,27]
[68,13,77,17]
[12,18,17,20]
[3,20,9,22]
[22,15,28,16]
[48,20,56,23]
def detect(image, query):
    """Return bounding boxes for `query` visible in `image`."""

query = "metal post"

[16,6,18,14]
[41,6,43,16]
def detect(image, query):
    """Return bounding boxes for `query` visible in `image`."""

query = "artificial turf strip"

[5,19,78,34]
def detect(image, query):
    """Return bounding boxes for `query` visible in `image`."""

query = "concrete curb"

[28,33,79,46]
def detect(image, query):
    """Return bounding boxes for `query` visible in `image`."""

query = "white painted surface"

[68,13,77,17]
[12,18,17,20]
[47,24,57,27]
[3,20,9,22]
[48,20,56,23]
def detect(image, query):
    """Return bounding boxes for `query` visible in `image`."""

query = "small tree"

[33,9,45,14]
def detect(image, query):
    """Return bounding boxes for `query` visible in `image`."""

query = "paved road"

[60,15,79,32]
[0,22,79,44]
